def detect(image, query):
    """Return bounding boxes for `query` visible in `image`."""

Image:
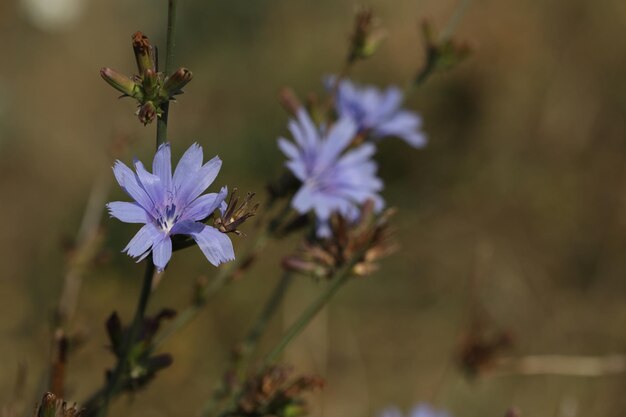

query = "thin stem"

[440,0,471,42]
[264,268,351,365]
[241,272,295,359]
[197,272,295,417]
[492,354,626,377]
[152,230,271,349]
[406,0,471,97]
[156,0,179,147]
[87,262,155,417]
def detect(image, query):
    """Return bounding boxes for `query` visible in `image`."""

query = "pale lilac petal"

[337,143,376,168]
[400,131,427,148]
[173,142,203,191]
[152,236,172,271]
[107,201,150,223]
[181,186,228,221]
[112,161,155,213]
[170,219,204,235]
[178,156,222,204]
[152,143,172,192]
[134,159,165,206]
[291,186,316,214]
[190,226,235,266]
[123,223,162,259]
[296,108,319,150]
[286,160,307,181]
[316,117,357,170]
[278,137,301,160]
[377,87,403,117]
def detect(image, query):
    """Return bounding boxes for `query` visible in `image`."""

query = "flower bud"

[142,68,159,97]
[132,31,156,75]
[34,392,83,417]
[162,67,193,98]
[347,7,386,63]
[137,101,158,125]
[100,67,140,98]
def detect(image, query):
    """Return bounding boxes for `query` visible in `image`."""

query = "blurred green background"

[1,0,626,416]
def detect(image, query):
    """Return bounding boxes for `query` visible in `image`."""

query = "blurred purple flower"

[278,109,383,236]
[327,76,427,148]
[379,404,451,417]
[107,143,234,271]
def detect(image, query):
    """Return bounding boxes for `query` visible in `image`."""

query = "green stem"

[264,267,351,365]
[152,230,270,350]
[440,0,471,42]
[156,0,178,147]
[241,272,295,360]
[406,0,471,97]
[86,262,155,417]
[198,272,294,417]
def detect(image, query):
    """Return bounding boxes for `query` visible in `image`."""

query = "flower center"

[156,203,179,233]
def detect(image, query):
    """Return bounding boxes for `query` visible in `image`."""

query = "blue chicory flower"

[278,108,384,237]
[327,76,427,148]
[379,404,451,417]
[107,142,234,271]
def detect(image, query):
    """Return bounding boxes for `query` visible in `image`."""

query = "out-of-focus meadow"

[1,0,626,416]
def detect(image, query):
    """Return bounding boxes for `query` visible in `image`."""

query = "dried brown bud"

[214,189,259,235]
[458,321,514,378]
[136,101,158,125]
[34,393,83,417]
[283,201,397,279]
[235,366,324,417]
[132,31,156,75]
[163,68,193,98]
[279,87,302,116]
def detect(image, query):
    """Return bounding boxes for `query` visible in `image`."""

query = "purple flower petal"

[112,161,155,213]
[134,159,165,206]
[315,117,357,171]
[181,186,228,221]
[177,156,222,205]
[278,137,300,160]
[152,143,172,192]
[190,225,235,266]
[173,143,203,192]
[123,223,162,259]
[107,201,150,223]
[152,236,172,271]
[291,186,316,214]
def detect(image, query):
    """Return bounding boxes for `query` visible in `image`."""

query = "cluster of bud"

[33,393,82,417]
[100,32,193,125]
[213,189,259,236]
[234,365,324,417]
[457,321,514,378]
[283,201,397,279]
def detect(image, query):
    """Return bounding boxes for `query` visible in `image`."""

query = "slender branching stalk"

[156,0,179,147]
[264,267,352,365]
[198,272,295,417]
[88,262,156,417]
[84,3,179,415]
